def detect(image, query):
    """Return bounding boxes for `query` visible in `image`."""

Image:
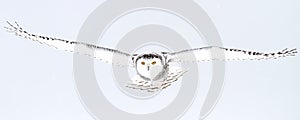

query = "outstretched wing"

[168,46,297,62]
[4,21,132,66]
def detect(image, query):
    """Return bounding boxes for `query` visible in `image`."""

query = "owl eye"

[151,61,156,65]
[141,61,145,65]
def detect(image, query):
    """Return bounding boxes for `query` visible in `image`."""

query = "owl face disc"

[135,53,165,80]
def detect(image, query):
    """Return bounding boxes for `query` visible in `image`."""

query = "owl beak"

[147,66,150,71]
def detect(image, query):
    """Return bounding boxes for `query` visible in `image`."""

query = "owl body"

[128,65,186,92]
[130,52,189,90]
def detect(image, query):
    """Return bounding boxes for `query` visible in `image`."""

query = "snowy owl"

[4,21,297,92]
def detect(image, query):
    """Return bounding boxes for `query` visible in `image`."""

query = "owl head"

[133,53,165,80]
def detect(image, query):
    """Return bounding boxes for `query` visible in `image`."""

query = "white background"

[0,0,299,120]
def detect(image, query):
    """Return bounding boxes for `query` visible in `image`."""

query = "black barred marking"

[86,44,93,48]
[161,52,169,54]
[284,50,289,54]
[136,53,162,61]
[248,51,252,55]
